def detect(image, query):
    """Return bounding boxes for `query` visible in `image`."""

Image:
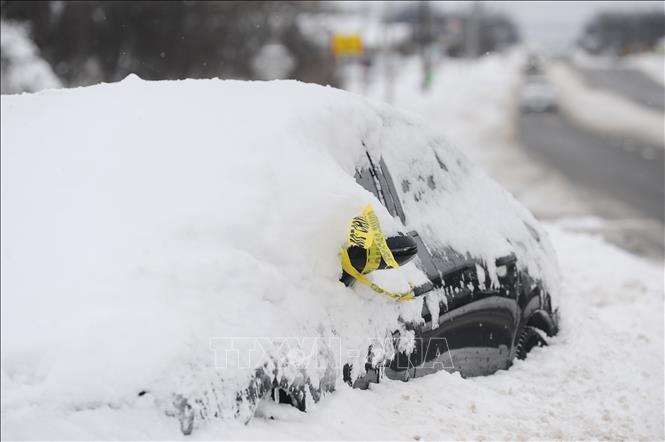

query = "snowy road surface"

[518,62,664,259]
[519,112,665,223]
[576,66,665,111]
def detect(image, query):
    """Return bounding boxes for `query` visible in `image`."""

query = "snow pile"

[572,50,665,86]
[547,63,665,147]
[624,52,665,86]
[0,20,62,95]
[3,224,661,440]
[1,76,558,435]
[197,225,662,441]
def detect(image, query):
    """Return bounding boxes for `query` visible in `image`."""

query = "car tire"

[515,325,547,360]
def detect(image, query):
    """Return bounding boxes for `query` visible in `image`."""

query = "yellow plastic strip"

[341,204,414,302]
[348,214,373,249]
[364,205,400,269]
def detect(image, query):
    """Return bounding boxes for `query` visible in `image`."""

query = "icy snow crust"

[1,77,558,429]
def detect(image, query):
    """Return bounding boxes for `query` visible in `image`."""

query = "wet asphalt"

[519,66,664,223]
[518,65,664,258]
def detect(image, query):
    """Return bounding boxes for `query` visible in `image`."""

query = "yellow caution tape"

[341,204,415,302]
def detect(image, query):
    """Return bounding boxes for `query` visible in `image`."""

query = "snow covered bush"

[1,20,61,94]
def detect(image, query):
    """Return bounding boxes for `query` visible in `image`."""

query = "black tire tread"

[516,325,547,360]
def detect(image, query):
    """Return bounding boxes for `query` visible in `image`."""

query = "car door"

[360,152,520,378]
[354,154,434,297]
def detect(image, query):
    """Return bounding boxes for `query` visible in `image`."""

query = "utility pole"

[465,1,482,58]
[383,0,394,103]
[419,0,433,91]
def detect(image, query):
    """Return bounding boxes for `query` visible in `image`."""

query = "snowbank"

[547,63,664,147]
[1,75,558,434]
[573,50,665,86]
[0,20,62,94]
[2,224,661,440]
[624,53,665,86]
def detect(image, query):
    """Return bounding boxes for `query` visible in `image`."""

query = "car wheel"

[515,325,547,360]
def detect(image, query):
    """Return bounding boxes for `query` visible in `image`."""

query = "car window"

[376,157,406,224]
[354,167,379,201]
[356,152,405,224]
[381,150,477,278]
[359,154,445,288]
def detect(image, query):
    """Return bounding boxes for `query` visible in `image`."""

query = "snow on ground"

[2,73,559,438]
[198,225,665,441]
[624,53,665,86]
[344,51,663,440]
[547,62,665,147]
[2,222,662,440]
[573,50,665,86]
[1,52,663,440]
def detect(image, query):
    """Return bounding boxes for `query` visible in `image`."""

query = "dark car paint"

[169,151,560,434]
[347,151,558,386]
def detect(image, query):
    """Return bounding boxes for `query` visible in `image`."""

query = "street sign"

[331,33,363,57]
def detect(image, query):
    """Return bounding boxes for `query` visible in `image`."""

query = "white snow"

[2,72,559,437]
[573,50,665,86]
[213,225,663,440]
[0,20,62,94]
[547,62,665,147]
[624,53,665,86]
[347,50,664,441]
[1,49,662,440]
[3,223,661,440]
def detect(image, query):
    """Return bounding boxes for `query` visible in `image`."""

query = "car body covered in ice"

[1,76,559,435]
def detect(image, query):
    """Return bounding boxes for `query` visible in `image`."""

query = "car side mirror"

[341,234,418,286]
[385,234,418,266]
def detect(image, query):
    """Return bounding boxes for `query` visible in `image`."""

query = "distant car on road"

[520,77,559,113]
[523,54,544,76]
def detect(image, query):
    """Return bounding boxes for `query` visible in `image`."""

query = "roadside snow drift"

[1,76,559,435]
[547,63,665,147]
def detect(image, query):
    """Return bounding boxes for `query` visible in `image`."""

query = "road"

[575,67,665,111]
[519,112,664,222]
[519,66,664,257]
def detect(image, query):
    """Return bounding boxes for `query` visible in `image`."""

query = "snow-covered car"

[1,77,560,435]
[520,77,559,113]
